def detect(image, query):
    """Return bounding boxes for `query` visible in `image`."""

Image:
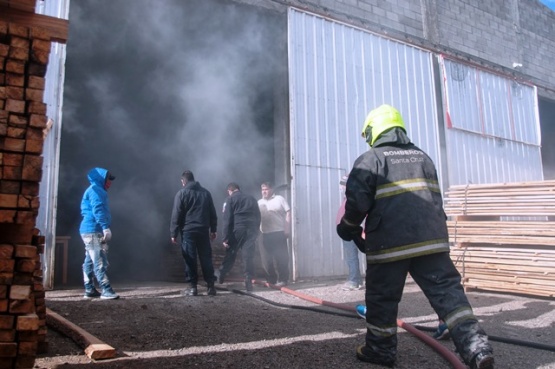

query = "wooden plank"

[453,255,555,264]
[0,6,68,43]
[449,236,555,246]
[45,308,116,360]
[0,0,37,13]
[463,283,554,298]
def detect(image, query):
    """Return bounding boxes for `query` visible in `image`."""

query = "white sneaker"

[342,282,363,291]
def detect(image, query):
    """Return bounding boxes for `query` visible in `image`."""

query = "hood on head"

[87,167,110,187]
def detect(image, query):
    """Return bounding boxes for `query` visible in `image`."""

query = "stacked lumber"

[450,244,555,297]
[444,181,555,298]
[0,20,51,369]
[447,221,555,246]
[444,180,555,217]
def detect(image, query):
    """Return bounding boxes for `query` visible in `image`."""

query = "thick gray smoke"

[57,0,285,284]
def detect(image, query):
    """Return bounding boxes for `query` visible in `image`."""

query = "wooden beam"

[0,0,36,13]
[46,308,117,360]
[0,6,68,43]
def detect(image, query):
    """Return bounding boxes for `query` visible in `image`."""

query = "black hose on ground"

[412,325,555,352]
[223,283,466,369]
[220,283,555,353]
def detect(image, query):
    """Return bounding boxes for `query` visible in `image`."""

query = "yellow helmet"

[361,104,406,146]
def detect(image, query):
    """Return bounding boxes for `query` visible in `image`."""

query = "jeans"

[343,240,362,285]
[181,230,216,287]
[81,233,112,292]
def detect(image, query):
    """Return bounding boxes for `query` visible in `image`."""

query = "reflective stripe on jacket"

[343,128,449,264]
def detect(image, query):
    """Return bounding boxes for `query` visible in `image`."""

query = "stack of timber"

[444,180,555,298]
[0,20,51,368]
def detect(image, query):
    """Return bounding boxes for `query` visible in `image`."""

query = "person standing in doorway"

[170,170,218,296]
[79,167,119,300]
[337,104,493,368]
[336,174,363,291]
[258,182,291,287]
[215,182,261,291]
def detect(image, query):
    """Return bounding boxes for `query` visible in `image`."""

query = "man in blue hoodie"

[79,167,119,300]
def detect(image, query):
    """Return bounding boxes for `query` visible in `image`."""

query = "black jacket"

[221,190,261,242]
[170,181,217,238]
[343,128,449,264]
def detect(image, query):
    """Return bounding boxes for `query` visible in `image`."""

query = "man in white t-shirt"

[258,182,291,287]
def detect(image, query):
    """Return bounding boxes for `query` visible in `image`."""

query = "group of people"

[78,103,494,369]
[169,173,291,295]
[77,169,291,299]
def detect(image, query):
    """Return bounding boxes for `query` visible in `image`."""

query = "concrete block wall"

[244,0,555,99]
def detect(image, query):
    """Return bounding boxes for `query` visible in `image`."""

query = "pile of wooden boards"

[0,20,51,368]
[444,180,555,298]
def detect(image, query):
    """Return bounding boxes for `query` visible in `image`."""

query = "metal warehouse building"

[32,0,555,284]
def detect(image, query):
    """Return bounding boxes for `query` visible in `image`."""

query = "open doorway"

[55,0,287,286]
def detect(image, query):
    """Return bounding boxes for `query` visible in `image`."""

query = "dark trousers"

[180,230,215,287]
[219,228,259,278]
[364,252,490,363]
[260,231,289,284]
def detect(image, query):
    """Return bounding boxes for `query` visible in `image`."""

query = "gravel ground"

[35,278,555,369]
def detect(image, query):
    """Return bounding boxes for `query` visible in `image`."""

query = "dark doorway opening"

[55,0,287,287]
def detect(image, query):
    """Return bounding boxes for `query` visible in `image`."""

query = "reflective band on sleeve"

[376,178,440,199]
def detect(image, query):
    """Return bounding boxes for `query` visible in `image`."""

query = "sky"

[57,0,285,284]
[539,0,555,11]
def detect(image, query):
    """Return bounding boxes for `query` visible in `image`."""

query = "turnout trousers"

[364,252,492,364]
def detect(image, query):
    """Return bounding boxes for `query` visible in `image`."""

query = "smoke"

[57,0,285,284]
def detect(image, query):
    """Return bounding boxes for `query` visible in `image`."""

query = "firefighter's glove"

[336,220,362,242]
[102,228,112,243]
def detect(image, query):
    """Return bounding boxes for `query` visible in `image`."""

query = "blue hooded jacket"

[79,167,112,234]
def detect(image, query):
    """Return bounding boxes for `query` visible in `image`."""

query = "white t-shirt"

[258,194,290,233]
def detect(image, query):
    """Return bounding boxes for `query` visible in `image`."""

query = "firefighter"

[337,105,494,369]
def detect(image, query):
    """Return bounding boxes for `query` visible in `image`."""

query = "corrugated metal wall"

[35,0,69,289]
[440,56,543,185]
[287,9,442,279]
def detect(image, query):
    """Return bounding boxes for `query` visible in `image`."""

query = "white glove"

[102,228,112,243]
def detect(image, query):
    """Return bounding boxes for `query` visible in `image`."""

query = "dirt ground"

[35,278,555,369]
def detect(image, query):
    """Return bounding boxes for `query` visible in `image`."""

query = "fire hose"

[243,280,467,369]
[223,278,555,368]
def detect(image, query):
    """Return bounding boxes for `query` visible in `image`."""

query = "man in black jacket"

[215,182,261,291]
[170,170,218,296]
[337,105,494,369]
